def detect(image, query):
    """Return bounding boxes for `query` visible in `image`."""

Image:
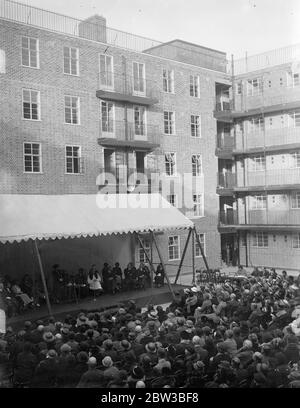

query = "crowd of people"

[0,262,166,317]
[1,266,300,388]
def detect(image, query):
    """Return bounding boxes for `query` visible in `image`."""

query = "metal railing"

[219,210,238,225]
[235,126,300,151]
[215,100,233,112]
[216,133,235,152]
[0,0,228,72]
[239,168,300,187]
[98,71,159,101]
[99,120,160,145]
[219,208,300,226]
[217,172,237,189]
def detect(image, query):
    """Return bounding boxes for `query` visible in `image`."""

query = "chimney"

[78,15,107,43]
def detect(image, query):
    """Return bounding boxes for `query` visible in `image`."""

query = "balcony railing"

[239,168,300,187]
[235,127,300,151]
[219,210,238,225]
[98,71,160,102]
[215,100,233,112]
[216,133,235,153]
[99,120,160,145]
[217,172,237,189]
[219,208,300,226]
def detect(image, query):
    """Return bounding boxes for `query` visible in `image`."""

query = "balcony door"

[133,62,146,95]
[134,106,147,140]
[99,54,114,89]
[101,101,115,137]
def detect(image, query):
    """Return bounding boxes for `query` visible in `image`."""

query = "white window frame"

[168,235,180,261]
[292,152,300,168]
[191,115,201,138]
[134,106,147,136]
[292,234,300,249]
[99,54,114,89]
[133,61,146,95]
[288,111,300,128]
[23,142,42,173]
[164,111,176,135]
[65,145,82,175]
[21,36,39,69]
[287,71,300,88]
[101,100,115,134]
[248,116,264,133]
[165,152,176,176]
[190,75,200,98]
[162,68,174,93]
[64,95,80,125]
[291,192,300,209]
[22,89,41,121]
[247,78,262,96]
[252,156,266,172]
[252,195,267,210]
[195,233,206,258]
[192,194,204,217]
[252,232,268,248]
[63,46,79,76]
[138,237,151,263]
[167,194,178,207]
[192,154,203,176]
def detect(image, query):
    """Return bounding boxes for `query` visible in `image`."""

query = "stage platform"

[7,284,188,329]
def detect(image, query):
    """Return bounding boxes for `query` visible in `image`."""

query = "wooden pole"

[174,227,192,284]
[192,228,195,285]
[151,231,175,300]
[194,227,210,272]
[34,239,53,317]
[136,233,154,288]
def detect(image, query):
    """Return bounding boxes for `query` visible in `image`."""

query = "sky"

[21,0,300,59]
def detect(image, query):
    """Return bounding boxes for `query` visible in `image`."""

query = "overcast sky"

[22,0,300,59]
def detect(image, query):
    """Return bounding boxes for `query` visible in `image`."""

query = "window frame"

[191,154,203,177]
[252,232,268,248]
[101,100,115,134]
[134,105,147,137]
[167,194,178,207]
[252,156,266,172]
[21,36,39,69]
[163,111,176,135]
[162,68,175,93]
[192,193,204,217]
[65,145,82,175]
[63,46,79,76]
[64,95,80,125]
[291,192,300,209]
[190,74,200,98]
[138,237,151,263]
[292,234,300,249]
[23,142,42,173]
[168,235,180,261]
[132,61,146,95]
[22,88,41,121]
[164,152,177,176]
[99,53,114,89]
[195,233,206,258]
[190,114,201,138]
[252,195,267,210]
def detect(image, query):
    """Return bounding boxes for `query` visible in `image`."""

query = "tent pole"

[192,228,195,285]
[174,227,192,285]
[136,233,154,288]
[151,231,175,300]
[34,239,53,317]
[194,227,210,272]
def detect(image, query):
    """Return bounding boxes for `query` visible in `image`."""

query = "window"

[99,54,113,88]
[22,89,40,120]
[133,62,145,94]
[165,153,176,176]
[293,234,300,249]
[192,154,202,176]
[247,78,262,96]
[287,72,300,88]
[101,101,114,133]
[291,193,300,209]
[0,49,6,73]
[241,234,247,247]
[21,37,39,68]
[63,47,79,75]
[252,232,268,247]
[191,115,201,138]
[252,195,267,210]
[252,156,266,172]
[190,75,200,97]
[288,110,300,127]
[138,238,151,263]
[163,69,174,93]
[134,106,146,136]
[167,194,178,207]
[65,96,80,124]
[164,111,175,135]
[193,194,204,217]
[292,152,300,168]
[195,233,205,257]
[24,143,41,173]
[168,236,180,260]
[249,116,264,133]
[66,146,82,174]
[236,82,242,95]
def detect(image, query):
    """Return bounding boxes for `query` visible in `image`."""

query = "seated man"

[154,264,164,288]
[124,263,137,291]
[112,263,123,293]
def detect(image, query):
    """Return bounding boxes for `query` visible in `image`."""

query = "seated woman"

[87,265,103,298]
[112,263,123,293]
[20,274,33,298]
[154,264,164,288]
[11,280,34,311]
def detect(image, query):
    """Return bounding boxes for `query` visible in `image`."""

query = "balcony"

[97,166,161,193]
[235,126,300,153]
[96,72,159,105]
[216,133,235,157]
[219,210,238,228]
[236,168,300,191]
[98,120,160,150]
[214,98,234,122]
[217,172,237,195]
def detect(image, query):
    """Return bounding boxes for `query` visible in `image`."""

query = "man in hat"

[32,349,58,388]
[77,357,105,388]
[102,356,120,382]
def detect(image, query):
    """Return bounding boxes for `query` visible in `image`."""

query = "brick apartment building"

[0,0,228,280]
[216,47,300,271]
